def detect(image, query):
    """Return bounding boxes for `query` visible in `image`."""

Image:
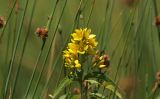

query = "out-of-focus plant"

[49,28,123,99]
[148,71,160,99]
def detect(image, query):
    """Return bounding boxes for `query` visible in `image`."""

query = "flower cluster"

[63,28,98,69]
[92,51,110,69]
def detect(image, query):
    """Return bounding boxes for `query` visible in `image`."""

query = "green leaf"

[49,77,73,99]
[85,72,123,98]
[59,94,67,99]
[84,72,113,83]
[156,95,160,99]
[90,92,106,99]
[104,82,123,99]
[71,95,81,99]
[85,79,100,85]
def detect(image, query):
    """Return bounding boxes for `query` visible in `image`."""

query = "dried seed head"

[73,87,80,94]
[35,27,48,39]
[125,0,134,5]
[156,71,160,81]
[103,54,109,61]
[122,0,138,6]
[155,16,160,26]
[0,16,6,28]
[119,76,136,93]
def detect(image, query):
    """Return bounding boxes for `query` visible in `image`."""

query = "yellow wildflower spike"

[63,28,98,70]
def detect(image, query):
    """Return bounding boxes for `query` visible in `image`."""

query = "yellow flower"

[63,50,70,58]
[98,55,110,69]
[88,35,98,47]
[72,28,98,54]
[63,28,98,70]
[74,60,81,68]
[71,29,84,41]
[71,28,92,41]
[84,28,91,39]
[68,43,79,55]
[65,58,71,63]
[77,41,87,54]
[99,64,106,68]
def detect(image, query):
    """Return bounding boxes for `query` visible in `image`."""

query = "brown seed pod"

[0,16,6,28]
[73,87,80,94]
[103,54,110,67]
[155,16,160,26]
[122,0,138,6]
[156,71,160,81]
[119,76,136,94]
[35,27,48,39]
[125,0,134,5]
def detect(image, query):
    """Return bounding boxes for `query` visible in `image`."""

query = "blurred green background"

[0,0,160,99]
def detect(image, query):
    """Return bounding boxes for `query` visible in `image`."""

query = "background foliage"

[0,0,160,99]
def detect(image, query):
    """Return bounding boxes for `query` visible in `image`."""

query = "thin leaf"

[59,94,67,99]
[49,77,73,99]
[71,95,81,99]
[85,72,123,98]
[104,82,123,99]
[85,79,100,85]
[90,92,106,99]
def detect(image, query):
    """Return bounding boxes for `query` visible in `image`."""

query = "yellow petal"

[89,34,96,39]
[78,51,85,54]
[84,45,88,50]
[75,60,81,68]
[99,65,106,68]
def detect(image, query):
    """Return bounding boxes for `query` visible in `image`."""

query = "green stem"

[86,0,95,26]
[80,69,84,99]
[3,0,29,98]
[111,8,137,99]
[103,0,116,50]
[24,0,59,98]
[40,0,84,97]
[110,10,133,58]
[47,0,59,30]
[98,0,109,50]
[152,0,160,42]
[0,0,16,41]
[11,0,37,98]
[24,50,43,99]
[30,0,68,98]
[112,1,150,98]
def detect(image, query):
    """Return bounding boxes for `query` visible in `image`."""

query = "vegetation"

[0,0,160,99]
